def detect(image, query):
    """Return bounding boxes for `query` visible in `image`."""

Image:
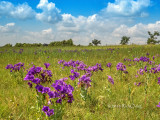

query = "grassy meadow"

[0,45,160,120]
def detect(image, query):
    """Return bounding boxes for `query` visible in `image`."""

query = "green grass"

[0,45,160,120]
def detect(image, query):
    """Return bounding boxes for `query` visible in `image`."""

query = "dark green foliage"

[92,39,101,46]
[147,31,160,44]
[120,36,130,45]
[43,43,48,46]
[88,43,93,46]
[14,43,42,47]
[3,44,12,47]
[49,39,74,46]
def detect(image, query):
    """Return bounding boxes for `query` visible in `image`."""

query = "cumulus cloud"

[0,23,16,33]
[0,1,35,20]
[105,0,150,16]
[36,0,62,24]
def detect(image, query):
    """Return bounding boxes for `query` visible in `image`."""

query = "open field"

[0,45,160,120]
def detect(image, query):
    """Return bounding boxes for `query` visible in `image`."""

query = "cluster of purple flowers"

[23,63,74,117]
[6,62,24,72]
[116,62,126,71]
[24,64,52,87]
[69,69,80,80]
[35,79,74,104]
[139,56,150,62]
[58,59,103,88]
[50,79,74,103]
[42,106,54,116]
[133,58,140,62]
[58,60,103,72]
[124,58,132,62]
[137,68,144,75]
[78,75,92,88]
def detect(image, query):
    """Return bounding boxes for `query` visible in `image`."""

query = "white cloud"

[0,23,16,32]
[36,0,62,24]
[26,28,55,43]
[10,3,36,20]
[0,1,35,20]
[105,0,150,16]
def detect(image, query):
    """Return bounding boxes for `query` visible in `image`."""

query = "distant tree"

[120,36,130,45]
[88,43,93,46]
[3,43,12,47]
[43,43,48,46]
[49,39,74,46]
[92,39,101,46]
[15,43,24,47]
[147,31,160,44]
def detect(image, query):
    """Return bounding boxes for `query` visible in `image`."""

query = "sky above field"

[0,0,160,46]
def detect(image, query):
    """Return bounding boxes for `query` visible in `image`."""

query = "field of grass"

[0,45,160,120]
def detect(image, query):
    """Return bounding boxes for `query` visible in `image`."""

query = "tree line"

[3,39,74,47]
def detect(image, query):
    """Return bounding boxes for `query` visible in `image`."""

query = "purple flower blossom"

[6,62,24,72]
[35,85,44,93]
[32,78,40,84]
[108,76,114,84]
[69,69,80,80]
[78,75,92,88]
[137,69,144,75]
[50,79,74,103]
[42,106,54,117]
[157,102,160,107]
[5,64,13,69]
[43,87,50,94]
[133,58,140,62]
[106,63,112,68]
[24,74,34,81]
[134,82,142,86]
[42,106,49,112]
[116,62,126,71]
[44,63,50,69]
[153,56,155,60]
[140,56,150,62]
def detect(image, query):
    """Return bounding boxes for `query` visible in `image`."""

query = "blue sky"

[0,0,160,46]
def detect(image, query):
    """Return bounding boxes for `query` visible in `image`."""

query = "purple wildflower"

[157,102,160,107]
[116,62,126,71]
[153,56,155,60]
[78,75,92,88]
[106,63,112,68]
[44,63,50,69]
[35,85,44,93]
[32,78,40,84]
[108,76,114,84]
[24,74,34,81]
[42,87,50,94]
[134,82,142,86]
[42,106,54,117]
